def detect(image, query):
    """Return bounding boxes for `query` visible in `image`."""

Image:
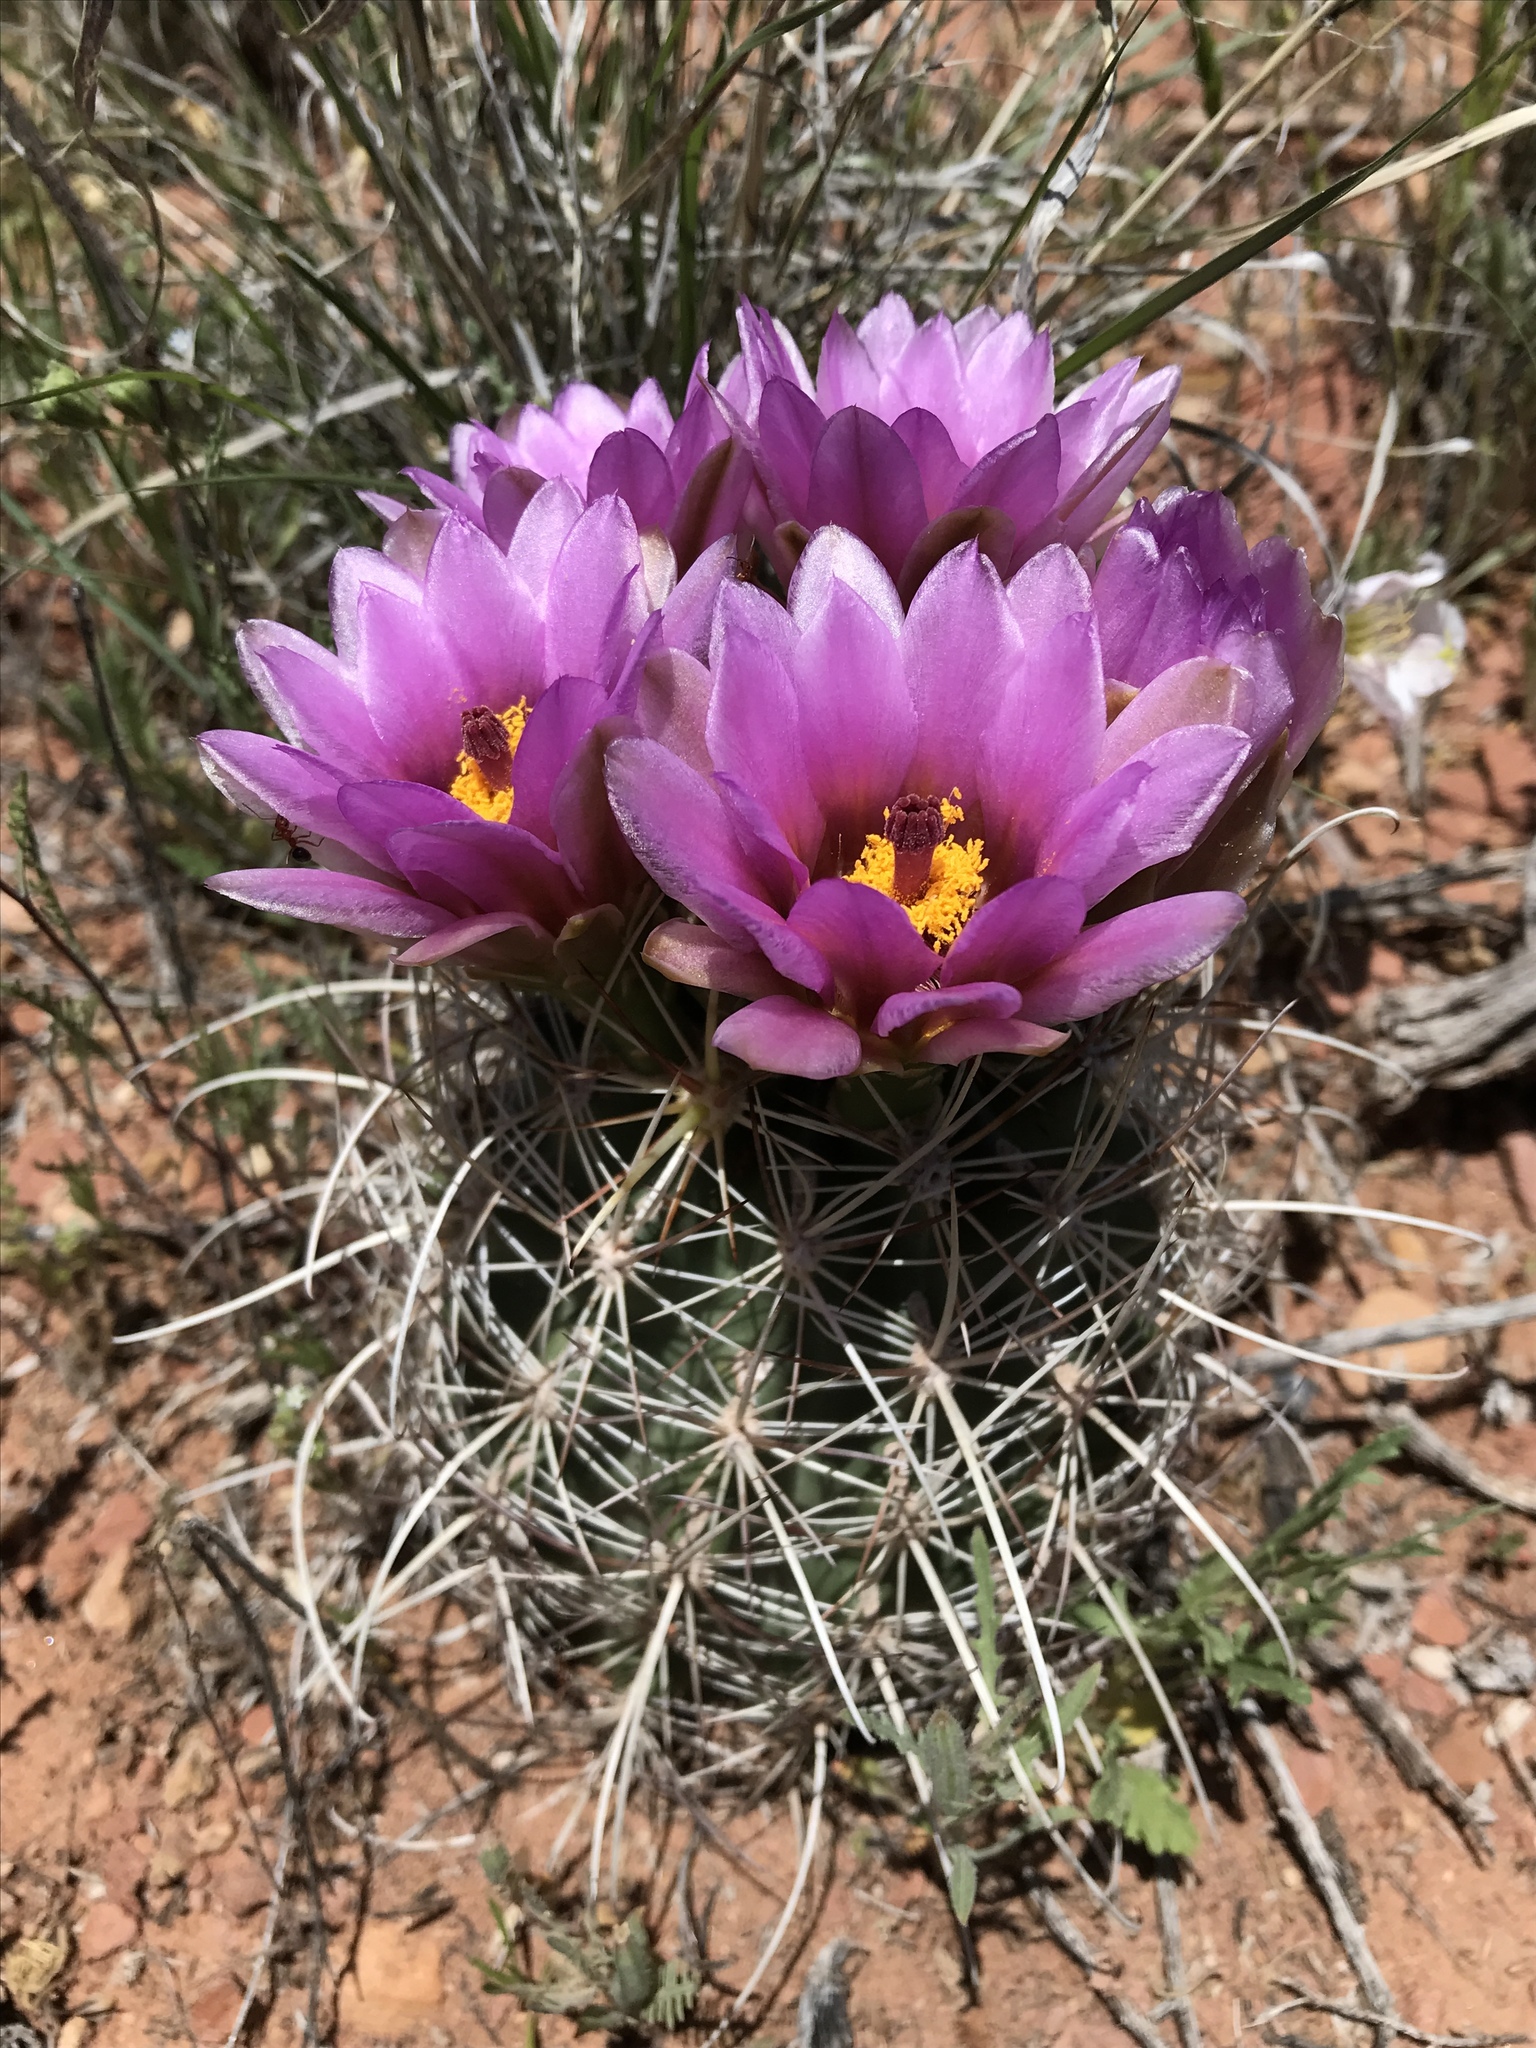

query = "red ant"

[271,815,321,866]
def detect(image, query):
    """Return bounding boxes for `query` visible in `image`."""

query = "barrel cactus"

[199,295,1340,1842]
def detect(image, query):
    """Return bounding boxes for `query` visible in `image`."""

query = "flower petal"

[396,911,545,964]
[236,622,382,779]
[955,416,1061,541]
[789,525,905,639]
[754,378,825,525]
[207,867,454,939]
[549,718,639,909]
[546,496,649,682]
[918,1017,1065,1063]
[816,311,881,413]
[198,730,345,843]
[856,292,918,372]
[660,534,737,661]
[872,980,1020,1038]
[891,408,969,521]
[504,675,610,845]
[707,589,823,863]
[634,648,714,775]
[333,780,467,874]
[792,577,916,848]
[1052,373,1178,551]
[941,874,1087,989]
[388,819,577,931]
[644,919,793,998]
[480,465,546,551]
[1098,656,1246,775]
[421,512,543,709]
[961,320,1054,462]
[902,540,1017,794]
[606,737,762,911]
[785,878,935,1028]
[505,476,585,593]
[587,429,676,531]
[666,436,753,570]
[718,774,810,911]
[889,313,968,430]
[1040,724,1249,904]
[977,609,1104,883]
[714,996,863,1078]
[1014,891,1246,1022]
[804,408,928,585]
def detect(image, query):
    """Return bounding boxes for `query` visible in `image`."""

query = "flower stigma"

[451,700,529,822]
[849,789,987,948]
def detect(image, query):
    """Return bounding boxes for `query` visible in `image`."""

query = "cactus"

[358,960,1234,1808]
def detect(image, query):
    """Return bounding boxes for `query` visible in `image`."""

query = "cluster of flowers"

[203,297,1341,1079]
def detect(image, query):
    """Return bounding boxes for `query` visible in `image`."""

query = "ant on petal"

[271,816,321,867]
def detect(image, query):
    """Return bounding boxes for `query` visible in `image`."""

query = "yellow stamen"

[449,699,529,822]
[1343,601,1416,659]
[848,791,987,948]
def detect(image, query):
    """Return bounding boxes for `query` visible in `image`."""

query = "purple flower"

[374,357,754,574]
[716,294,1179,602]
[201,483,731,973]
[606,497,1338,1079]
[1091,488,1342,894]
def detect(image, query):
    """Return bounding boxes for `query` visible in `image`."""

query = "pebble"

[86,1491,153,1558]
[188,1975,245,2044]
[1334,1287,1449,1402]
[163,1735,218,1811]
[76,1900,140,1963]
[1408,1643,1457,1682]
[1456,1629,1536,1694]
[80,1547,146,1638]
[337,1921,445,2035]
[1431,1717,1494,1793]
[1491,1698,1532,1750]
[1280,1740,1335,1816]
[1411,1586,1470,1649]
[1399,1667,1454,1717]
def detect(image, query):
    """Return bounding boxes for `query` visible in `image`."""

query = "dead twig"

[1098,1990,1175,2048]
[180,1520,330,2047]
[1272,1976,1529,2048]
[1235,1294,1536,1380]
[1373,1402,1536,1518]
[1029,1890,1174,2048]
[1030,1885,1107,1972]
[1239,1712,1398,2048]
[1493,1726,1536,1817]
[1155,1871,1202,2048]
[1365,950,1536,1103]
[1306,1640,1496,1865]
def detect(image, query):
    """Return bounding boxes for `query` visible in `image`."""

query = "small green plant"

[1075,1427,1438,1715]
[476,1851,699,2037]
[1086,1726,1199,1859]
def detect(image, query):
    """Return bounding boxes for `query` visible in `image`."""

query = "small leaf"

[609,1914,659,2017]
[946,1843,978,1925]
[644,1958,700,2028]
[971,1527,1000,1697]
[1089,1753,1199,1859]
[1053,1660,1102,1738]
[917,1709,971,1819]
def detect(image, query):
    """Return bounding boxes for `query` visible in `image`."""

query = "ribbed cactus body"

[396,979,1220,1753]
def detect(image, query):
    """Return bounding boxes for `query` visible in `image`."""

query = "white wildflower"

[1339,552,1466,729]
